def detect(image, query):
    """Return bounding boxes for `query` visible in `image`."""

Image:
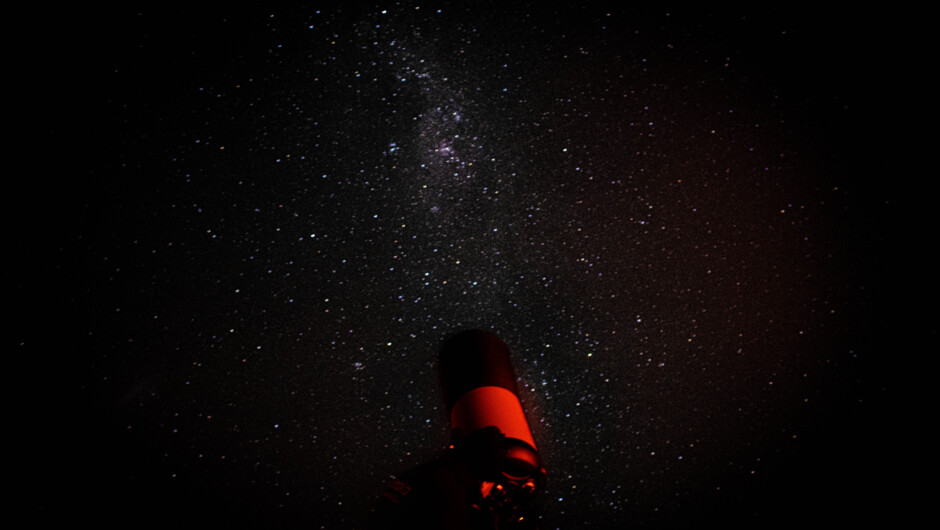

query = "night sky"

[20,4,895,528]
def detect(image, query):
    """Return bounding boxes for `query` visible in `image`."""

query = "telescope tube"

[439,330,544,486]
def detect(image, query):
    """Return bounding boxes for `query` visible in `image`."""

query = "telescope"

[368,330,546,529]
[439,329,547,514]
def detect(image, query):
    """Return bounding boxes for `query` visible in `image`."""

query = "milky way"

[23,5,892,529]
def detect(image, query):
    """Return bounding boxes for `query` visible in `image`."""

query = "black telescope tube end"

[439,329,519,414]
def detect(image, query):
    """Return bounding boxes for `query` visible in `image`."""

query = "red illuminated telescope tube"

[439,330,546,496]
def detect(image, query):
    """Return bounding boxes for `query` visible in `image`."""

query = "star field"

[21,4,893,529]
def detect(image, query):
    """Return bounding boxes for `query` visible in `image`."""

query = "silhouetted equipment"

[368,330,546,529]
[440,330,546,504]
